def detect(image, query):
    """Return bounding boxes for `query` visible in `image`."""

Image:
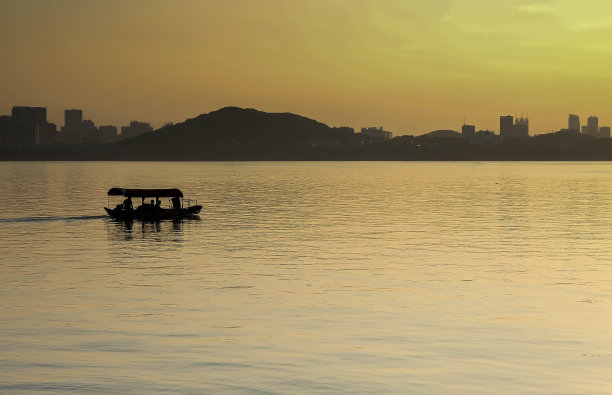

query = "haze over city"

[4,0,612,135]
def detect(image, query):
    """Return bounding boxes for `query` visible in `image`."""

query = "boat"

[104,187,202,221]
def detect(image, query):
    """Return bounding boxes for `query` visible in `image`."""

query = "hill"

[421,129,464,139]
[114,107,358,160]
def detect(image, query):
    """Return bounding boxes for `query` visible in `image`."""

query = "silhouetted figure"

[172,197,181,210]
[123,196,133,211]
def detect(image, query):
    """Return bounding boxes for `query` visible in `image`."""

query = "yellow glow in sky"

[3,0,612,135]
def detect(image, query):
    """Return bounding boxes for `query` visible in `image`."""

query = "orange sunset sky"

[3,0,612,135]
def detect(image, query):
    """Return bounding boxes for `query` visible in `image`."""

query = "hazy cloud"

[517,3,554,14]
[571,17,612,31]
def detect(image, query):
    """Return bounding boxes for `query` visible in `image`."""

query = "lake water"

[1,161,612,394]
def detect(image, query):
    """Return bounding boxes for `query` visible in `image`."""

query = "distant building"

[360,126,392,141]
[0,115,12,148]
[11,106,50,145]
[461,124,476,139]
[472,130,501,146]
[61,109,84,143]
[568,114,580,132]
[500,115,529,139]
[65,109,83,129]
[121,121,153,139]
[499,115,514,137]
[60,110,101,143]
[98,125,118,143]
[80,119,98,143]
[12,106,46,127]
[578,115,610,138]
[38,122,57,144]
[82,120,96,132]
[514,117,529,137]
[585,116,599,136]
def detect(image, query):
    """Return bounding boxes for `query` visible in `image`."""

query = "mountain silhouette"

[115,107,357,160]
[422,130,463,139]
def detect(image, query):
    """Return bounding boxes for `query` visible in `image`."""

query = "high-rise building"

[584,116,599,136]
[64,109,83,129]
[11,106,47,145]
[500,115,514,137]
[600,126,611,138]
[12,106,46,127]
[461,124,475,139]
[514,117,529,137]
[61,109,89,144]
[568,114,580,132]
[0,115,12,148]
[79,119,98,143]
[500,115,529,138]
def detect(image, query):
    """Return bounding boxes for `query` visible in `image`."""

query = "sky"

[3,0,612,135]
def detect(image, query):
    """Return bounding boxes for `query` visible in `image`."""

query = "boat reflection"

[106,216,200,242]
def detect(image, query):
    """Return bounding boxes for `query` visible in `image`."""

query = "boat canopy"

[107,187,183,198]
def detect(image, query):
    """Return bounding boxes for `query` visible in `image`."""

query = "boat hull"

[104,205,202,221]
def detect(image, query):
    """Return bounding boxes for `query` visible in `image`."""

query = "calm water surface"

[1,161,612,393]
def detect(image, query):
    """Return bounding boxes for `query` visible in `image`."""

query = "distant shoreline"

[4,107,612,162]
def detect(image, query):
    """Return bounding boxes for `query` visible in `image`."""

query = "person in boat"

[123,196,133,212]
[171,197,181,210]
[134,197,149,214]
[155,199,162,212]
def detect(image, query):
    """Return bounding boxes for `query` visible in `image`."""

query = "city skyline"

[1,105,154,146]
[5,102,612,137]
[4,94,611,138]
[4,103,612,141]
[4,1,612,135]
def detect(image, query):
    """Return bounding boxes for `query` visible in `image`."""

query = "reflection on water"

[105,217,200,242]
[0,215,108,223]
[2,161,612,393]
